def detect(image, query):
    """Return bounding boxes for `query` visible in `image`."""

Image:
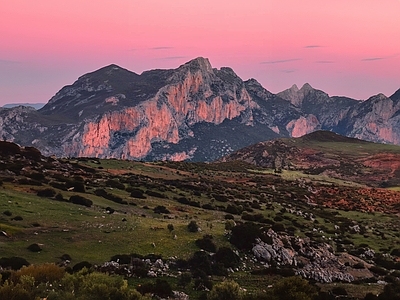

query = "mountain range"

[1,57,400,161]
[2,103,46,110]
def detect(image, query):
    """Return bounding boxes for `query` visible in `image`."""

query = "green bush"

[69,195,93,207]
[188,220,199,232]
[167,224,174,232]
[178,272,192,287]
[136,279,172,298]
[129,189,146,199]
[195,235,217,252]
[72,261,93,273]
[189,251,213,276]
[207,280,242,300]
[0,257,30,270]
[105,179,125,190]
[145,190,166,199]
[37,188,56,198]
[3,210,12,216]
[215,247,240,268]
[94,189,126,204]
[11,263,65,285]
[230,222,261,250]
[271,276,317,300]
[153,205,170,214]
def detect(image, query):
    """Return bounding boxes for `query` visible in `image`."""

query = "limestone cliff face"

[1,58,400,161]
[343,93,400,144]
[286,114,320,137]
[65,58,255,160]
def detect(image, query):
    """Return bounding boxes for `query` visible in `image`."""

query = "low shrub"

[105,179,125,190]
[146,190,166,198]
[137,279,172,298]
[94,189,126,204]
[55,193,64,201]
[72,261,92,272]
[37,188,56,198]
[11,263,65,284]
[153,205,170,214]
[129,188,146,199]
[3,210,12,216]
[0,257,30,270]
[215,247,240,268]
[69,195,93,207]
[230,222,262,250]
[195,235,217,252]
[188,220,199,232]
[27,243,42,252]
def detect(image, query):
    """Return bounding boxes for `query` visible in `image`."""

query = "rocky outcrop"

[1,58,400,161]
[252,229,373,283]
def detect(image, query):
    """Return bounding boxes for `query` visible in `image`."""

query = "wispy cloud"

[261,58,301,64]
[150,47,173,50]
[361,53,399,61]
[361,57,385,61]
[160,56,186,60]
[304,45,322,48]
[315,60,334,64]
[0,59,20,64]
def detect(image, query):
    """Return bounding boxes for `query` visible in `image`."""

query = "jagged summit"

[289,84,299,92]
[180,57,213,73]
[277,83,314,107]
[300,83,313,92]
[390,88,400,102]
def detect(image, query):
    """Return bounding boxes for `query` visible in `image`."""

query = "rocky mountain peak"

[300,83,313,93]
[390,88,400,102]
[277,83,322,108]
[180,57,213,73]
[290,84,299,92]
[277,84,304,107]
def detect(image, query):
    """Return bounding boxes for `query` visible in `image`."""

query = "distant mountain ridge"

[0,57,400,161]
[2,103,46,110]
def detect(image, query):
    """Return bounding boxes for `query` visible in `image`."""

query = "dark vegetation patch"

[69,195,93,207]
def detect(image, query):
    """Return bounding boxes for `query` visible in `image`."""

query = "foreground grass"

[0,186,230,265]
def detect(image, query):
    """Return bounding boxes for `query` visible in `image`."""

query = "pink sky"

[1,0,400,106]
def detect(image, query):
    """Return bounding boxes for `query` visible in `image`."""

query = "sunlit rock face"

[64,58,258,160]
[342,93,400,144]
[286,115,320,138]
[1,58,400,161]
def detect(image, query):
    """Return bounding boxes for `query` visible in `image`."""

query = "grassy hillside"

[1,140,400,299]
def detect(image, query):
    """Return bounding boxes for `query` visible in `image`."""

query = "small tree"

[178,272,192,287]
[207,280,242,300]
[225,220,236,231]
[271,276,317,300]
[167,224,174,233]
[188,220,199,232]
